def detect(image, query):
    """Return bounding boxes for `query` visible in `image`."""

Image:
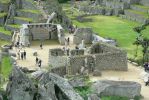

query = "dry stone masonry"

[76,0,149,24]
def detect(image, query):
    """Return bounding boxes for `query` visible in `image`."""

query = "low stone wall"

[16,11,42,22]
[5,25,19,31]
[22,0,37,10]
[0,16,6,26]
[130,5,149,13]
[95,52,128,71]
[0,3,9,12]
[124,10,149,24]
[91,80,141,99]
[13,18,30,24]
[49,56,67,68]
[51,66,66,76]
[0,32,11,41]
[140,0,149,6]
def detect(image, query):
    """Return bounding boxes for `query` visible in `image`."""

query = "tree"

[133,23,149,63]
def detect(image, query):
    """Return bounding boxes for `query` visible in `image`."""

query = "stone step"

[130,4,149,13]
[13,17,33,24]
[5,24,20,31]
[16,9,42,22]
[124,9,149,23]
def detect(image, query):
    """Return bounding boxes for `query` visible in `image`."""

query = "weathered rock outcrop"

[46,73,84,100]
[6,66,36,100]
[91,80,141,99]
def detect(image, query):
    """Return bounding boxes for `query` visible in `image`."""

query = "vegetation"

[0,0,10,4]
[0,13,7,18]
[1,56,12,79]
[75,86,92,100]
[0,27,11,35]
[7,24,20,28]
[133,23,149,63]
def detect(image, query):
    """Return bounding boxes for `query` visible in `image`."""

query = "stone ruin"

[73,27,116,46]
[49,42,128,76]
[91,80,141,99]
[13,23,65,46]
[76,0,149,24]
[6,66,84,100]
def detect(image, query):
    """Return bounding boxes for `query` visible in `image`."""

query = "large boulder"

[91,80,141,99]
[39,73,84,100]
[6,66,36,100]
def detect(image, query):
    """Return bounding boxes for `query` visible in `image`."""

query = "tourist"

[145,77,149,86]
[66,48,70,56]
[67,37,70,45]
[21,52,24,60]
[17,50,20,60]
[16,41,19,48]
[40,43,43,49]
[36,57,39,65]
[24,50,26,60]
[38,59,42,68]
[144,62,149,72]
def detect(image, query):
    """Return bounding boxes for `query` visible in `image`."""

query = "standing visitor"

[38,60,42,68]
[36,57,39,65]
[40,43,43,49]
[21,52,24,60]
[23,50,26,60]
[67,37,70,45]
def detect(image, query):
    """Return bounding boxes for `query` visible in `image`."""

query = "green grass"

[19,9,41,14]
[14,17,33,22]
[62,3,149,61]
[0,0,10,4]
[0,27,11,35]
[0,13,7,18]
[7,24,20,28]
[0,39,9,47]
[1,56,12,79]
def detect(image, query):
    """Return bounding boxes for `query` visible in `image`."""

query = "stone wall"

[0,3,9,12]
[124,10,149,24]
[140,0,149,6]
[95,52,127,71]
[73,28,94,44]
[0,32,11,41]
[0,16,6,26]
[70,49,84,56]
[49,56,67,68]
[51,66,66,76]
[16,11,42,23]
[49,48,65,56]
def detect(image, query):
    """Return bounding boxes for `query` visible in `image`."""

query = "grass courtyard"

[62,3,149,62]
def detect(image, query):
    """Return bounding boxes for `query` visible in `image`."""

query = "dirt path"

[90,63,149,100]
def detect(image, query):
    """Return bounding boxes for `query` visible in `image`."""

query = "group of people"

[36,57,42,68]
[17,50,26,60]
